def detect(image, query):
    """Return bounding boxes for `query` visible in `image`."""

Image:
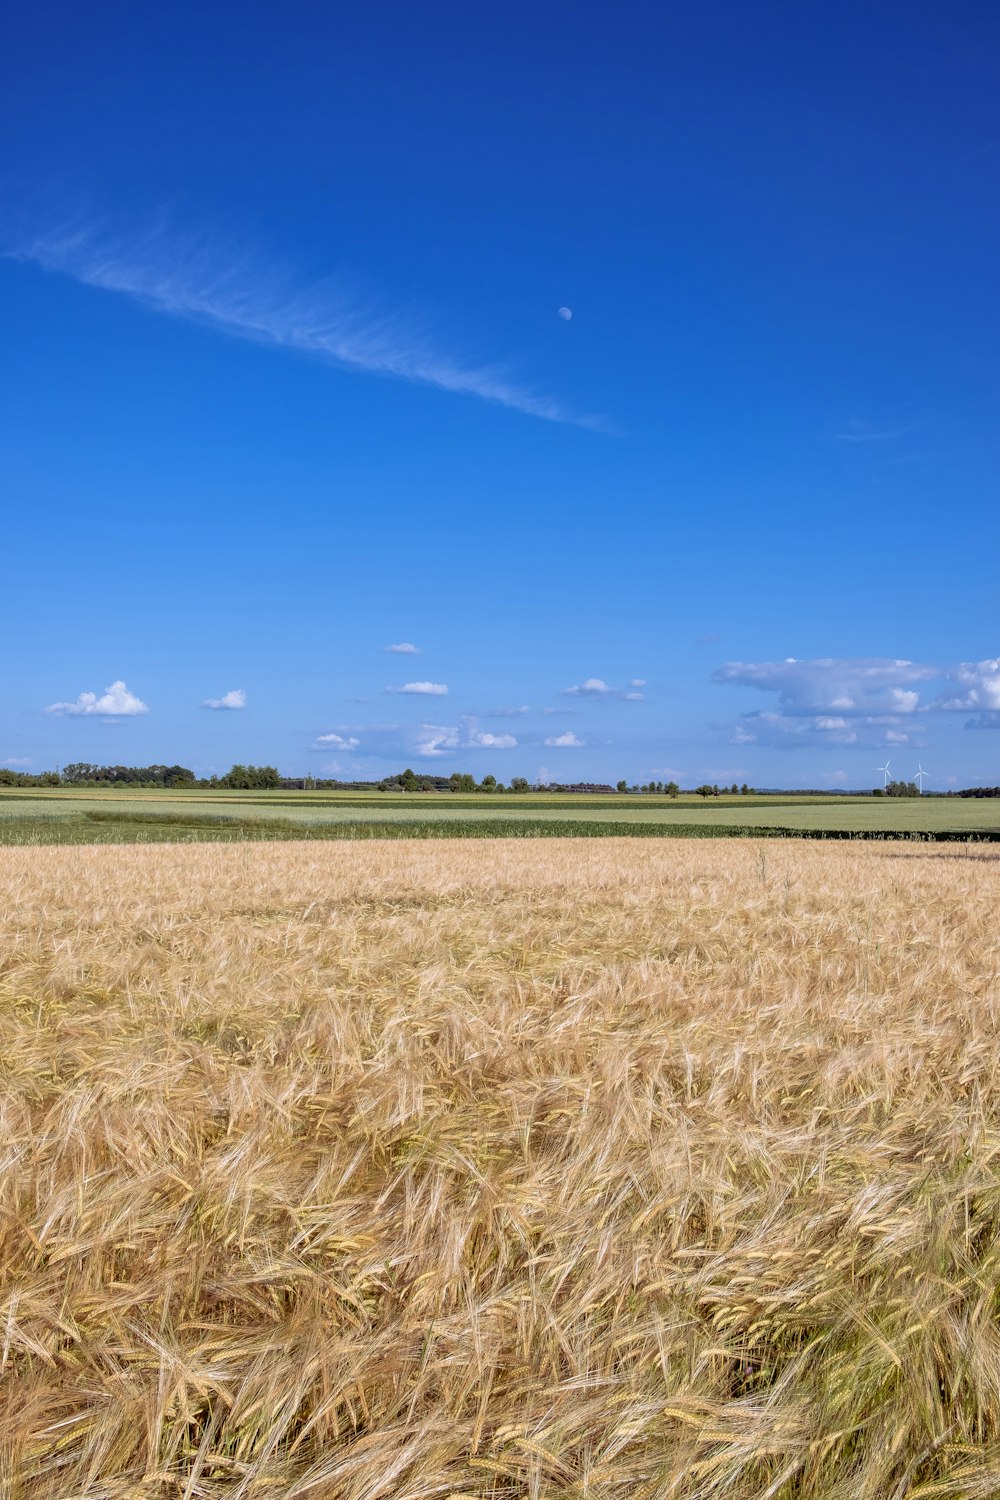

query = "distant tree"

[63,763,98,784]
[731,782,739,795]
[695,784,714,798]
[511,777,530,794]
[741,783,749,796]
[400,768,419,792]
[666,781,680,798]
[616,780,627,793]
[219,764,279,790]
[479,774,498,793]
[164,764,195,787]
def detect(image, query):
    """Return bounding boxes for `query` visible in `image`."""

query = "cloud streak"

[12,224,600,427]
[314,719,519,760]
[727,711,917,749]
[563,677,646,701]
[835,421,921,443]
[394,681,448,696]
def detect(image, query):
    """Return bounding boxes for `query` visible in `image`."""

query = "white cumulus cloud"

[45,680,149,717]
[315,732,361,750]
[713,651,1000,742]
[397,681,448,696]
[935,659,1000,717]
[203,688,246,710]
[714,657,935,715]
[384,642,421,654]
[414,725,461,757]
[3,757,31,767]
[544,731,585,748]
[468,731,517,749]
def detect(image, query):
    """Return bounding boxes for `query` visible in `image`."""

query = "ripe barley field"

[2,838,1000,1498]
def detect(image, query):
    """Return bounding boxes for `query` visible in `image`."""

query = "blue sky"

[3,1,999,787]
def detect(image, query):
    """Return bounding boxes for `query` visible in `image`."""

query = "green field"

[2,787,999,844]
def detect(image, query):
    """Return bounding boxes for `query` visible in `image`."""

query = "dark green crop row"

[3,811,1000,847]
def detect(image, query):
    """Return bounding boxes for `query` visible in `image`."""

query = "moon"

[558,306,573,321]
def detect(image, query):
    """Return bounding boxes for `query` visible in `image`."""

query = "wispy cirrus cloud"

[835,420,921,443]
[11,224,601,427]
[44,679,149,718]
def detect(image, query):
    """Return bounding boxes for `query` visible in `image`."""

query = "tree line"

[0,763,991,795]
[0,763,280,789]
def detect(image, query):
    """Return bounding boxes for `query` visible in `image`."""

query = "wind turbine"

[914,763,930,793]
[877,759,891,788]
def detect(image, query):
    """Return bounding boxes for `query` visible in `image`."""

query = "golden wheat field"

[2,838,1000,1499]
